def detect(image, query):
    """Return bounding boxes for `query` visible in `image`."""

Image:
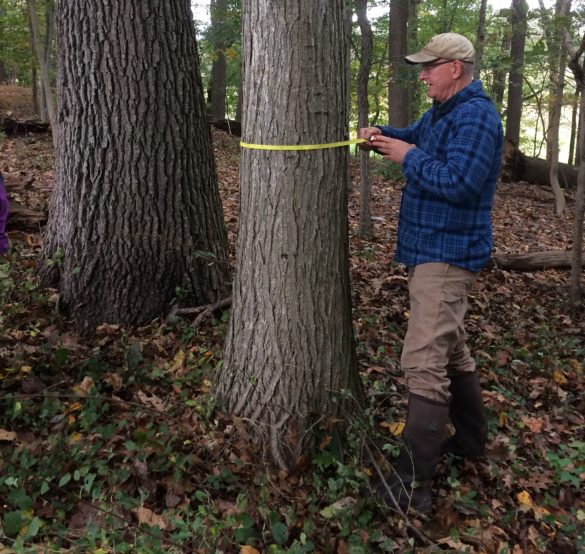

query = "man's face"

[418,59,460,103]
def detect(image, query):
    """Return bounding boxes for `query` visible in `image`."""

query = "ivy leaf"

[3,510,23,537]
[8,488,32,511]
[270,521,289,545]
[59,473,72,487]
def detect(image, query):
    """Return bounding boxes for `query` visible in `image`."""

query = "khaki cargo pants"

[401,262,478,403]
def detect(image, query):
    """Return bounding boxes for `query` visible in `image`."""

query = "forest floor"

[0,86,584,553]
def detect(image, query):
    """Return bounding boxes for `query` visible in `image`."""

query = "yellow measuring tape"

[240,138,366,151]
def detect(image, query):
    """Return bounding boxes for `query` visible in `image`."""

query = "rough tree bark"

[39,0,230,331]
[356,0,374,239]
[216,0,363,469]
[388,0,410,127]
[505,0,528,145]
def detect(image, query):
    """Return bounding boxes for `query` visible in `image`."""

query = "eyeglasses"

[420,60,453,72]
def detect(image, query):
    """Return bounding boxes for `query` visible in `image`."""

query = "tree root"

[167,295,232,325]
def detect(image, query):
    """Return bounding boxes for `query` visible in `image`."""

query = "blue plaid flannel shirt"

[378,80,503,272]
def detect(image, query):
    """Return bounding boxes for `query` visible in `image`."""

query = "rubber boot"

[379,394,449,515]
[441,372,488,458]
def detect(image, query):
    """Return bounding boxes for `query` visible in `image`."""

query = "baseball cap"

[404,33,475,64]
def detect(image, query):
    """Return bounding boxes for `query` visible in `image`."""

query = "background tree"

[506,0,528,146]
[541,0,570,215]
[474,0,488,79]
[356,0,374,239]
[200,0,241,120]
[216,0,363,469]
[0,0,34,85]
[26,0,54,128]
[562,2,585,308]
[39,0,230,331]
[388,0,409,127]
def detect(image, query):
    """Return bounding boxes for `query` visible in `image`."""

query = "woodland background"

[0,0,584,553]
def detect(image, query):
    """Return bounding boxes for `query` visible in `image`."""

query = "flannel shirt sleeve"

[376,117,424,145]
[401,104,500,205]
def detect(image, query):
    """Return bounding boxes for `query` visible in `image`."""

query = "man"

[359,33,503,515]
[0,172,8,256]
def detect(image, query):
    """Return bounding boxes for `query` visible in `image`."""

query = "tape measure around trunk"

[239,138,366,151]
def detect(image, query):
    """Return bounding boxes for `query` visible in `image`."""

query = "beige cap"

[405,33,475,64]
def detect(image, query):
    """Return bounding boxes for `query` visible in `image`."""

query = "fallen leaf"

[522,416,544,433]
[133,506,167,529]
[496,350,511,367]
[240,547,260,554]
[136,390,165,412]
[0,429,16,441]
[103,372,123,391]
[72,376,94,397]
[553,369,567,385]
[517,490,533,511]
[320,497,356,519]
[380,421,405,435]
[320,435,332,450]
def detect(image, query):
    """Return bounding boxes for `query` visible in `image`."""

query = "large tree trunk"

[216,0,362,469]
[505,0,528,145]
[39,0,230,332]
[387,0,410,127]
[356,0,373,239]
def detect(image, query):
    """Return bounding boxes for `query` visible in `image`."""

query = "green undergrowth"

[1,245,584,553]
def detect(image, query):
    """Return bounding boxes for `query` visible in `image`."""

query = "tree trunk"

[542,0,570,215]
[474,0,488,79]
[569,62,585,309]
[568,85,580,165]
[388,0,410,127]
[26,0,55,133]
[562,1,584,309]
[492,29,511,112]
[31,67,39,118]
[356,0,373,239]
[207,0,228,119]
[407,0,418,119]
[216,0,362,469]
[505,0,528,145]
[39,0,230,332]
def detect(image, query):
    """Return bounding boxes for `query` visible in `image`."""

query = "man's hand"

[357,127,382,150]
[368,135,415,164]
